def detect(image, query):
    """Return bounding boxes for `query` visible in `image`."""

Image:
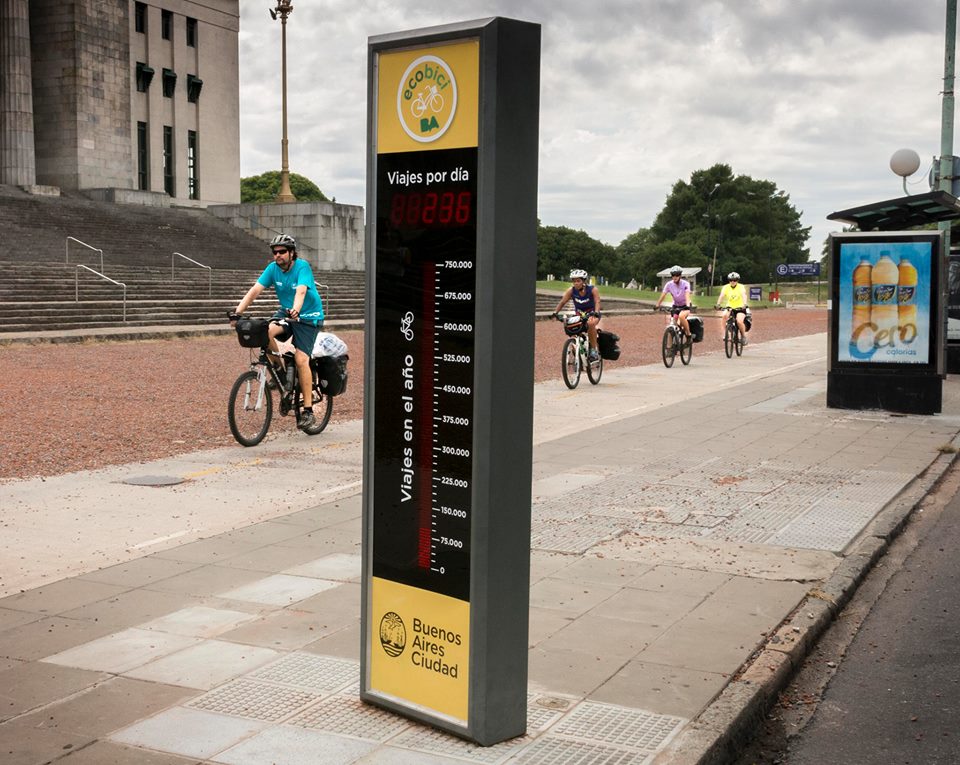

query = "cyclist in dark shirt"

[553,268,602,360]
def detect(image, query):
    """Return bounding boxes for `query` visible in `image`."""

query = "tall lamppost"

[704,183,720,294]
[747,189,784,291]
[709,212,737,288]
[270,0,296,202]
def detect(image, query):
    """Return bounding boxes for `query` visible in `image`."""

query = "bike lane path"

[2,332,960,764]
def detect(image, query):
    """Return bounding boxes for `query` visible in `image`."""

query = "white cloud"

[240,0,948,255]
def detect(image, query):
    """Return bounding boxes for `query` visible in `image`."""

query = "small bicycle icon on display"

[411,85,444,118]
[400,311,414,341]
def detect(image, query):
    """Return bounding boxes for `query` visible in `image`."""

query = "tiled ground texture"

[3,348,960,764]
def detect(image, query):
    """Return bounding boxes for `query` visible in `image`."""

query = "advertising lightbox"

[827,231,945,414]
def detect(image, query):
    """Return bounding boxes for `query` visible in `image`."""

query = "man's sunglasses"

[272,248,289,255]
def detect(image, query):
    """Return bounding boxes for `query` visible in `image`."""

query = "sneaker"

[589,349,599,362]
[742,336,749,345]
[298,411,317,431]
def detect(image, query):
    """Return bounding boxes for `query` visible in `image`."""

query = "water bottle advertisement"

[836,239,934,364]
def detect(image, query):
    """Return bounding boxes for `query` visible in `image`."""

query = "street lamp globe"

[890,148,921,195]
[890,148,921,177]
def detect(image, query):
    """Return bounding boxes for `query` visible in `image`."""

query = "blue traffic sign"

[776,262,821,277]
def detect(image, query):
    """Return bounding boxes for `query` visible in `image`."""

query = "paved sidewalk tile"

[6,334,960,764]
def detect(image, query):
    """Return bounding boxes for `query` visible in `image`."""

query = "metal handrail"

[317,282,329,314]
[172,252,212,297]
[66,236,104,272]
[75,265,127,322]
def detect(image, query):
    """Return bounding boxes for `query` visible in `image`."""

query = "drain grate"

[550,701,684,752]
[250,652,357,693]
[287,693,409,741]
[769,498,880,551]
[390,724,532,763]
[532,517,626,554]
[514,737,650,764]
[187,678,318,722]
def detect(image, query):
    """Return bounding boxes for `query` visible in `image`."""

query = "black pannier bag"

[688,315,704,343]
[236,317,270,348]
[597,329,621,360]
[744,313,752,332]
[314,354,349,396]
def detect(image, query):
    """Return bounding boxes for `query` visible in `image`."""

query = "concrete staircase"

[0,185,275,270]
[0,261,366,332]
[0,184,365,333]
[0,185,646,336]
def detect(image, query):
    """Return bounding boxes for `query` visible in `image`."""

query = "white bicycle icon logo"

[400,312,414,341]
[411,85,444,119]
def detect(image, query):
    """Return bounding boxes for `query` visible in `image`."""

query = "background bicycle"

[554,312,603,388]
[228,316,342,446]
[658,306,702,367]
[720,307,751,358]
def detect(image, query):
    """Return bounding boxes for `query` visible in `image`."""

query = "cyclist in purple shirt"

[654,265,695,338]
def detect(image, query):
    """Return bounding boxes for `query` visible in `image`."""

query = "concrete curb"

[654,439,960,765]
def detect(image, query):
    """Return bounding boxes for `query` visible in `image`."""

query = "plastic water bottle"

[285,363,296,390]
[871,253,898,336]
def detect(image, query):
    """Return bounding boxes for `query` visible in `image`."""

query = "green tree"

[536,225,617,281]
[649,164,810,286]
[240,171,329,203]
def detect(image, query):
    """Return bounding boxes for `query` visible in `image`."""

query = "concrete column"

[0,0,36,186]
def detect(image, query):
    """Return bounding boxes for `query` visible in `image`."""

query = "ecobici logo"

[396,55,458,142]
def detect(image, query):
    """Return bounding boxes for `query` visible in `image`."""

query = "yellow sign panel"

[377,40,479,154]
[370,576,470,722]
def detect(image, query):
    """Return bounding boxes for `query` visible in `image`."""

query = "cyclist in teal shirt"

[232,234,324,431]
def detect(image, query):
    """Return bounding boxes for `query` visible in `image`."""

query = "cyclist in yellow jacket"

[716,272,750,344]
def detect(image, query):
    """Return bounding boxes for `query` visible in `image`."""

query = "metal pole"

[940,0,956,253]
[275,1,295,202]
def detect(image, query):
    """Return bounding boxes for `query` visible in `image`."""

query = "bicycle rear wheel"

[724,323,735,358]
[662,327,677,368]
[562,338,581,388]
[296,368,334,435]
[228,370,272,446]
[587,349,603,384]
[680,333,692,365]
[735,324,744,356]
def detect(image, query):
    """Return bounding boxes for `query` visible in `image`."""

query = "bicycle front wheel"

[680,333,693,365]
[662,328,677,368]
[562,338,581,388]
[228,370,272,446]
[587,350,603,384]
[724,323,735,358]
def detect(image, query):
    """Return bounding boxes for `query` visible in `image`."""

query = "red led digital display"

[389,190,472,228]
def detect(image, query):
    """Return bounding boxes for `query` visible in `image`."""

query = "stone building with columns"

[0,0,240,205]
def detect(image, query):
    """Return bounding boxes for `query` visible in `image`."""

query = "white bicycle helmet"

[728,271,740,280]
[569,268,588,280]
[669,265,683,276]
[270,233,297,253]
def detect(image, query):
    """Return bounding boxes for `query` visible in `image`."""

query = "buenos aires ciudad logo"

[396,55,458,142]
[379,611,406,657]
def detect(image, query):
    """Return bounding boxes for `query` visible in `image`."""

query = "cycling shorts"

[271,316,324,355]
[670,305,692,315]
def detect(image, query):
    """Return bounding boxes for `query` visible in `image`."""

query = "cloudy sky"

[238,1,950,257]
